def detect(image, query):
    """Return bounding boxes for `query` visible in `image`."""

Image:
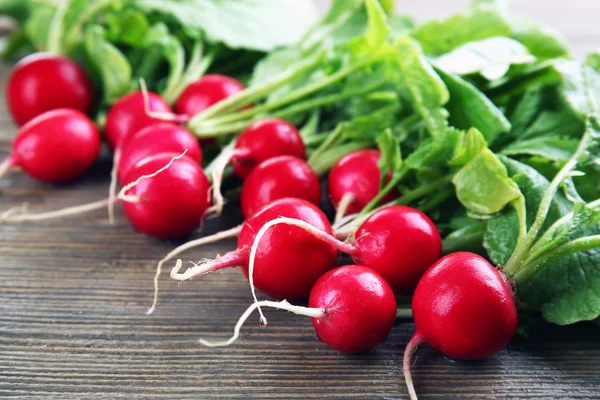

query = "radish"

[105,90,173,222]
[328,149,400,220]
[6,53,94,126]
[0,109,100,183]
[170,197,337,300]
[210,118,306,214]
[240,156,321,218]
[120,152,212,240]
[197,265,397,354]
[118,123,202,182]
[105,91,174,150]
[175,74,246,117]
[232,205,441,296]
[403,252,518,400]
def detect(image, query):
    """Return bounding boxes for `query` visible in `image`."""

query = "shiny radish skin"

[3,109,100,183]
[121,152,211,239]
[105,91,172,150]
[309,265,397,354]
[238,199,337,299]
[118,123,202,182]
[232,118,306,179]
[240,156,321,218]
[328,149,399,215]
[7,54,93,126]
[352,206,442,295]
[412,252,518,360]
[172,198,338,300]
[175,74,246,117]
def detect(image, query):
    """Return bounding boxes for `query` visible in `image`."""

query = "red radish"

[105,90,173,223]
[105,91,173,150]
[328,149,400,218]
[209,118,306,214]
[0,109,100,183]
[351,206,441,295]
[197,265,396,354]
[6,53,94,126]
[121,152,211,239]
[118,123,202,182]
[235,205,441,295]
[403,252,518,400]
[231,118,306,179]
[175,74,246,117]
[240,156,321,218]
[170,198,337,300]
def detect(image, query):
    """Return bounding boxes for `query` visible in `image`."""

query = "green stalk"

[336,174,454,237]
[307,123,347,167]
[310,142,370,177]
[200,62,382,128]
[360,167,409,216]
[163,42,216,104]
[63,0,114,54]
[513,235,600,285]
[503,120,595,276]
[511,196,528,255]
[188,54,323,126]
[47,1,67,54]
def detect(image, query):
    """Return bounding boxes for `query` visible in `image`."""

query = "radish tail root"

[247,217,357,326]
[403,333,425,400]
[333,193,355,225]
[0,157,15,179]
[118,150,188,203]
[108,150,121,224]
[170,247,247,281]
[207,147,236,217]
[198,300,326,347]
[146,224,243,315]
[1,198,112,223]
[140,79,190,124]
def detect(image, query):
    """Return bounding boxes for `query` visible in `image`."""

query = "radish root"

[207,145,235,217]
[170,246,246,281]
[118,150,187,203]
[146,223,243,315]
[333,193,355,225]
[198,299,326,347]
[140,79,190,124]
[246,217,356,326]
[0,158,13,179]
[403,333,425,400]
[108,149,121,224]
[0,199,113,223]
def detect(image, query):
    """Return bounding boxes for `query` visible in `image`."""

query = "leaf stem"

[503,120,595,276]
[513,235,600,285]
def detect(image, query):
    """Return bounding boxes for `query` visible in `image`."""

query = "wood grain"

[2,1,600,399]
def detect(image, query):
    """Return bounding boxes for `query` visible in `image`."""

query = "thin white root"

[0,199,111,223]
[333,193,355,225]
[332,212,359,232]
[140,79,189,123]
[0,158,14,179]
[209,147,235,217]
[108,150,121,225]
[118,150,187,203]
[403,334,425,400]
[198,300,326,347]
[146,224,243,315]
[246,217,355,327]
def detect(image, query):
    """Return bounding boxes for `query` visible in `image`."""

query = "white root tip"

[198,300,325,348]
[403,334,424,400]
[140,78,189,123]
[118,150,187,203]
[108,150,121,225]
[208,147,236,218]
[146,224,243,315]
[0,199,110,223]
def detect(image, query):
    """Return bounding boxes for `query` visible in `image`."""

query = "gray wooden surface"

[2,1,600,399]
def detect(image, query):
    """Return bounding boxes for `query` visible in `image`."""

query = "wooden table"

[2,1,600,398]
